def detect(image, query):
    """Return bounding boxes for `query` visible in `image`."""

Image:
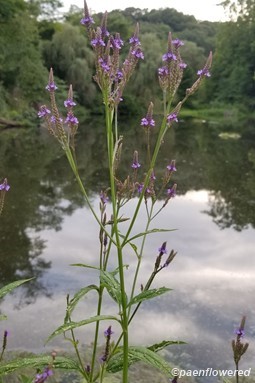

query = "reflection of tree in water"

[0,128,85,304]
[1,119,255,307]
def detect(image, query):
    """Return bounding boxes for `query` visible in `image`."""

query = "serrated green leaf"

[0,279,33,300]
[100,270,127,304]
[65,285,99,322]
[127,287,171,307]
[46,315,120,344]
[0,355,80,376]
[148,340,186,353]
[123,228,176,246]
[107,346,173,376]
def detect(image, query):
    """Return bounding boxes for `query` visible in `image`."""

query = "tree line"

[0,0,254,124]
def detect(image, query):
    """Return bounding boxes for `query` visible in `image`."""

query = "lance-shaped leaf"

[65,285,99,322]
[122,228,176,247]
[0,279,33,300]
[148,340,186,353]
[46,315,120,344]
[107,346,173,376]
[70,263,101,271]
[0,355,80,376]
[100,270,127,304]
[127,287,171,307]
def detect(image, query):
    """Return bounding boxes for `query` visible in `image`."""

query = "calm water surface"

[1,118,255,377]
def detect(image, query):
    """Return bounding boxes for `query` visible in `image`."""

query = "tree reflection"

[0,118,254,307]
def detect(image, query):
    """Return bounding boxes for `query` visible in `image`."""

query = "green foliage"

[0,355,80,376]
[0,279,33,301]
[127,287,171,307]
[107,346,173,376]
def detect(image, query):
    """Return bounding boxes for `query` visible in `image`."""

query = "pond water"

[0,117,255,379]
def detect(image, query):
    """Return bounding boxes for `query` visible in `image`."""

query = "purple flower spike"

[167,160,177,172]
[172,39,184,48]
[91,38,105,47]
[167,186,176,198]
[45,82,57,92]
[65,114,79,125]
[98,58,110,73]
[167,113,178,123]
[162,52,177,62]
[158,66,169,76]
[38,106,51,118]
[129,35,140,45]
[132,161,141,169]
[131,48,144,59]
[179,62,187,69]
[64,99,76,108]
[104,326,114,337]
[137,183,144,193]
[110,37,124,50]
[235,328,245,338]
[197,68,211,77]
[80,16,95,26]
[158,242,167,255]
[0,179,10,192]
[140,117,155,127]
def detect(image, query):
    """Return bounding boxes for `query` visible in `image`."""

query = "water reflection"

[0,118,255,374]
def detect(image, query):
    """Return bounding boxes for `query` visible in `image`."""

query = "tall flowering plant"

[37,3,211,383]
[0,2,212,383]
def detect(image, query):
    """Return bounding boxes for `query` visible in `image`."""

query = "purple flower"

[50,115,63,123]
[110,37,124,50]
[38,106,51,118]
[91,38,105,47]
[104,326,114,337]
[80,16,95,26]
[132,161,141,169]
[235,329,245,338]
[158,66,169,76]
[45,82,57,92]
[197,68,211,77]
[137,183,144,193]
[167,160,177,172]
[179,62,187,69]
[167,186,176,198]
[172,39,184,48]
[98,58,110,73]
[131,48,144,59]
[115,70,123,80]
[162,52,177,62]
[101,27,110,38]
[140,117,155,127]
[0,179,10,192]
[34,367,53,383]
[129,36,140,45]
[64,99,76,108]
[4,330,9,337]
[100,191,108,205]
[167,113,178,123]
[158,242,167,255]
[65,114,79,125]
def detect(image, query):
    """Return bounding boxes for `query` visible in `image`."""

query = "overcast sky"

[61,0,228,22]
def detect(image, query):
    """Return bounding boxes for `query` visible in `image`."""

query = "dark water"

[0,117,255,378]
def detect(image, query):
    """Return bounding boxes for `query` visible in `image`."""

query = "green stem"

[64,146,117,247]
[90,286,104,382]
[104,98,129,383]
[128,202,154,318]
